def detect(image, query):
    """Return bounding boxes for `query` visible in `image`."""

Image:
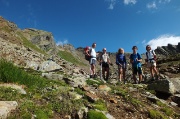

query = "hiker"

[145,45,159,80]
[116,48,127,84]
[89,43,97,78]
[100,48,112,81]
[84,46,93,76]
[129,46,143,84]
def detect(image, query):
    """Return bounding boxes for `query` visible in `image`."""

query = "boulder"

[0,84,26,94]
[63,77,87,88]
[170,78,180,93]
[39,60,63,72]
[0,101,18,119]
[147,78,175,95]
[171,94,180,106]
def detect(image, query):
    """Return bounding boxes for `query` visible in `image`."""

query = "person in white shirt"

[100,48,112,81]
[145,45,159,80]
[89,43,97,78]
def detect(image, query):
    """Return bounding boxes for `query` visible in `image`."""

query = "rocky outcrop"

[155,43,180,56]
[22,28,58,55]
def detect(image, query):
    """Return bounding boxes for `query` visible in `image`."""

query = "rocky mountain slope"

[0,16,180,119]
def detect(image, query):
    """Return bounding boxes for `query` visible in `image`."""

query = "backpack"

[130,53,141,67]
[84,46,91,61]
[146,50,155,61]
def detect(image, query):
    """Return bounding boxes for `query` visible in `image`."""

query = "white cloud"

[158,0,171,4]
[142,40,146,44]
[147,2,157,9]
[106,0,116,10]
[56,39,68,46]
[145,35,180,50]
[124,0,137,5]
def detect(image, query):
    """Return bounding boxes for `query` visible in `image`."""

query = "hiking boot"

[133,80,138,84]
[90,75,94,78]
[151,78,155,81]
[155,75,159,80]
[93,74,97,78]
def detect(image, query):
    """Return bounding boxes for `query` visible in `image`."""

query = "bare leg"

[123,69,126,84]
[139,74,142,82]
[119,68,123,82]
[91,64,95,77]
[150,67,154,79]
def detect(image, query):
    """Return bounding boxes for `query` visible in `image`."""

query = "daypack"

[130,53,141,67]
[146,50,155,61]
[84,46,91,61]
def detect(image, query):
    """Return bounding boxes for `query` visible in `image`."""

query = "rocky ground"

[0,16,180,119]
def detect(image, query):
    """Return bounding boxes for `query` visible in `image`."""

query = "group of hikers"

[84,43,159,84]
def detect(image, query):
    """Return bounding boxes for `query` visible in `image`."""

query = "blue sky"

[0,0,180,54]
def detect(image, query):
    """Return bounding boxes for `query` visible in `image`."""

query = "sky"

[0,0,180,54]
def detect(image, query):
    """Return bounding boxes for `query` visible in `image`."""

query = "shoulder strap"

[151,50,155,56]
[137,53,141,59]
[146,52,148,59]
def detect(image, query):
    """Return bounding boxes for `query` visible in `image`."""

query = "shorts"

[90,58,96,65]
[147,60,156,68]
[118,64,125,69]
[132,67,142,75]
[102,62,109,68]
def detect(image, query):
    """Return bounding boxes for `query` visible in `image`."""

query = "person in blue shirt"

[129,46,143,84]
[116,48,127,84]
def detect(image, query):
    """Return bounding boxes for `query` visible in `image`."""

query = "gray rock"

[0,84,26,94]
[171,94,180,106]
[39,60,63,72]
[147,78,175,95]
[170,78,180,93]
[76,107,88,119]
[0,101,18,119]
[63,77,87,88]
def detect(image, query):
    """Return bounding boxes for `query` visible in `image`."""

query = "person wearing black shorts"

[100,48,112,81]
[129,46,143,84]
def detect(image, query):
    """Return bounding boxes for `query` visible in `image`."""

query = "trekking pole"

[100,62,102,80]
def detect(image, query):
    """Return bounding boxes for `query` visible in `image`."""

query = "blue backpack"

[130,53,142,67]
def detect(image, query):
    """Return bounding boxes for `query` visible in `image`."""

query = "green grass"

[86,79,103,86]
[149,109,168,119]
[161,107,173,116]
[0,59,46,89]
[0,87,21,100]
[74,87,85,95]
[93,99,107,111]
[1,26,12,33]
[0,59,84,118]
[87,110,107,119]
[58,50,86,66]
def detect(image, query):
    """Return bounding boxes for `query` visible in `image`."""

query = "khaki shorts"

[147,60,156,68]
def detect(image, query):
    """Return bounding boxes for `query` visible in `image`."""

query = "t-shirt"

[101,53,109,63]
[130,53,142,67]
[90,48,96,60]
[116,53,126,65]
[146,50,155,60]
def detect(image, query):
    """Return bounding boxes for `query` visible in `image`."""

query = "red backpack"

[84,46,91,61]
